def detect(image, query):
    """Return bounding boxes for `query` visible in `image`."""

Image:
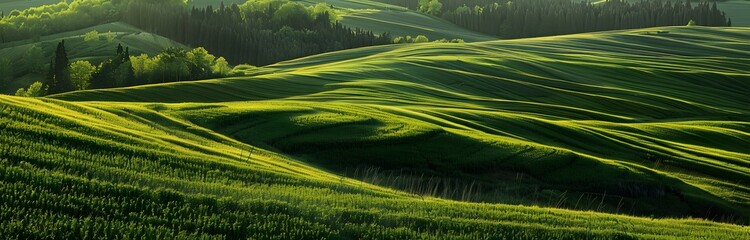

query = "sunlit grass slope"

[56,26,750,223]
[0,22,185,94]
[3,92,750,238]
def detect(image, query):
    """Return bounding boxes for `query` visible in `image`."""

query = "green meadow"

[1,0,749,239]
[2,26,748,238]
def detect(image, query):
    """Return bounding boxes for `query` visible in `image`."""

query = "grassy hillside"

[0,22,185,94]
[587,0,750,26]
[716,1,750,26]
[311,0,494,41]
[52,26,750,225]
[1,78,748,238]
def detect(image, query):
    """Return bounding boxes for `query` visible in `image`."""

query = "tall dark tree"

[91,44,131,89]
[48,40,73,94]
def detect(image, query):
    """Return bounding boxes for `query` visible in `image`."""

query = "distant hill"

[190,0,495,41]
[586,0,750,26]
[54,26,750,223]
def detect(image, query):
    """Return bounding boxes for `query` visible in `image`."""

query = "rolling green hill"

[0,22,185,94]
[309,0,494,41]
[2,26,749,238]
[46,25,750,225]
[3,94,748,239]
[587,0,750,27]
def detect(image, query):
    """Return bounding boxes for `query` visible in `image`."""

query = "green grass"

[3,26,750,238]
[0,22,185,94]
[54,26,750,223]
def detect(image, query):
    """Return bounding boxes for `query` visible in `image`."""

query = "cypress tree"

[116,44,125,63]
[48,40,72,94]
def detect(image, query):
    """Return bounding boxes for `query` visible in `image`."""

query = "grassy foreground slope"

[56,26,750,222]
[2,90,749,238]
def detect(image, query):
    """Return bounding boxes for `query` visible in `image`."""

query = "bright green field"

[3,26,748,238]
[0,22,185,94]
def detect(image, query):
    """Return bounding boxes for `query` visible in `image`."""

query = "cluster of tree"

[418,0,443,15]
[376,0,731,38]
[89,45,234,90]
[122,0,392,66]
[15,40,233,96]
[393,35,465,43]
[14,81,46,97]
[127,47,232,86]
[84,30,117,42]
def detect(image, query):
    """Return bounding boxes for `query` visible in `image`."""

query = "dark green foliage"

[0,58,10,88]
[91,44,131,89]
[122,1,392,66]
[47,40,73,94]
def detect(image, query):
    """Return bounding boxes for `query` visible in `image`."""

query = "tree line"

[121,0,392,66]
[376,0,731,38]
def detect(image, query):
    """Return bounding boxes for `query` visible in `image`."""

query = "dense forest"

[122,0,392,66]
[377,0,731,38]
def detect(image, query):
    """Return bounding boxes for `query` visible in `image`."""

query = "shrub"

[15,81,47,97]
